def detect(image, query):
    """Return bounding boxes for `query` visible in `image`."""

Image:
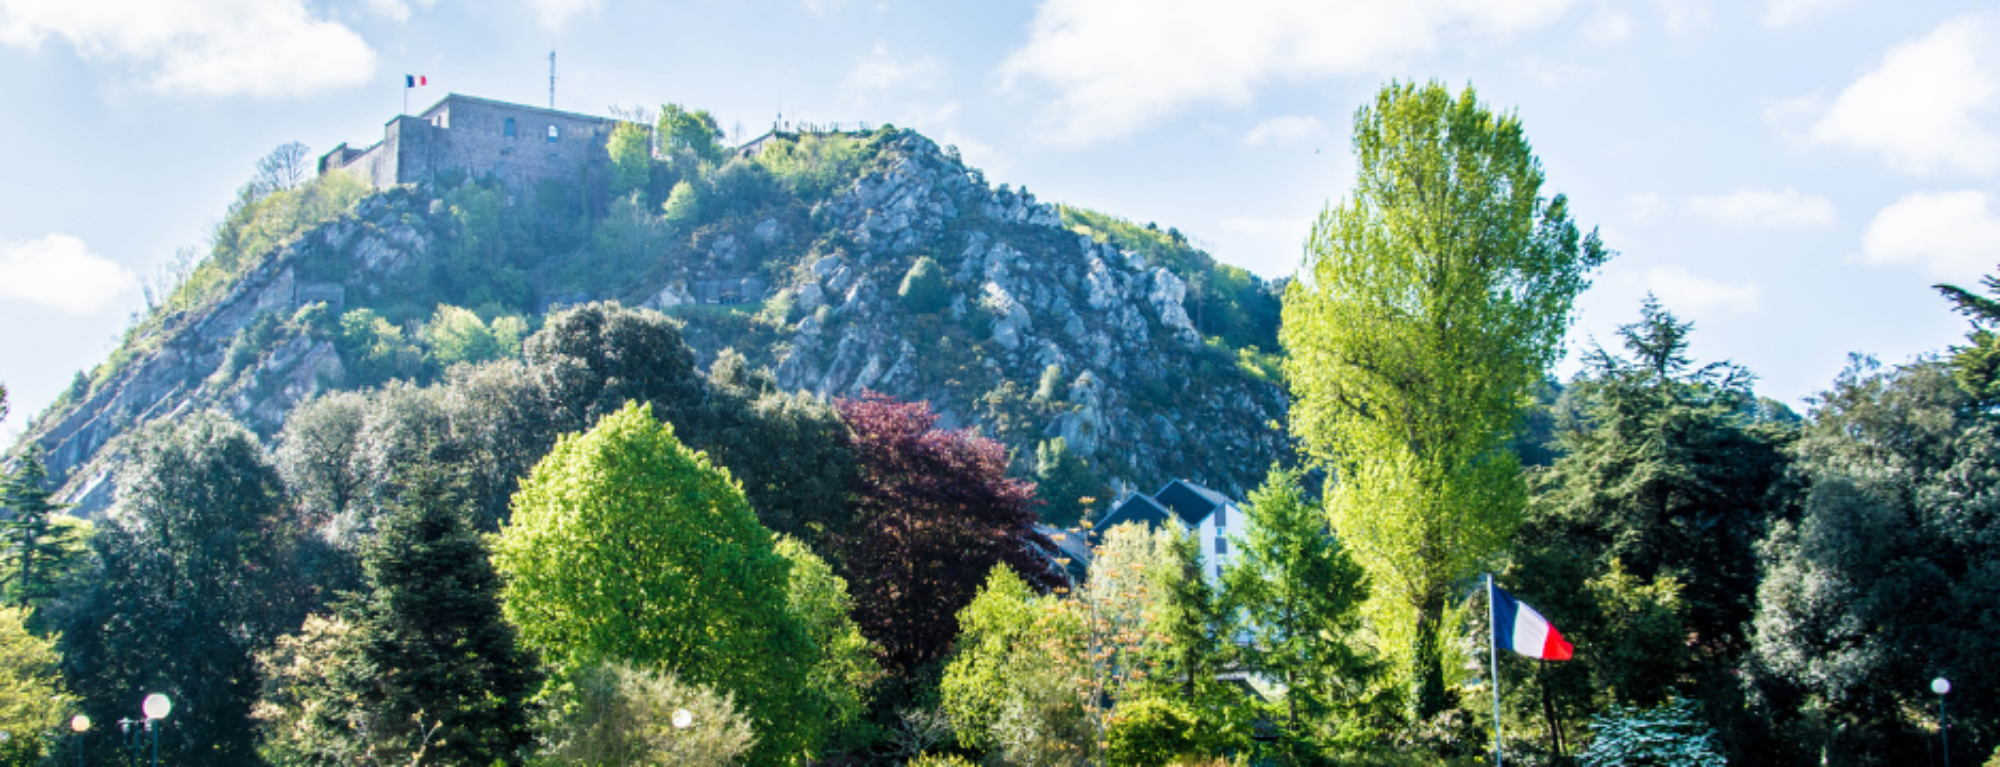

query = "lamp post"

[672,708,693,731]
[68,715,89,767]
[140,694,171,767]
[1932,677,1951,767]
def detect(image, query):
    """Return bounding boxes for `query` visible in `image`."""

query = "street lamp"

[671,708,693,730]
[1932,678,1951,767]
[140,694,171,767]
[68,715,89,767]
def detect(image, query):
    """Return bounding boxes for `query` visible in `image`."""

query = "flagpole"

[1488,573,1503,767]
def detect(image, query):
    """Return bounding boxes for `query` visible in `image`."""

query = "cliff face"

[20,128,1288,513]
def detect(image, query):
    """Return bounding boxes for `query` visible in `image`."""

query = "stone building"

[318,94,630,200]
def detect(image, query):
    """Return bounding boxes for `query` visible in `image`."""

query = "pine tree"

[349,477,542,765]
[0,447,80,608]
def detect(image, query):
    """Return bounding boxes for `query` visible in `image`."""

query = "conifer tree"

[0,447,81,607]
[351,477,542,764]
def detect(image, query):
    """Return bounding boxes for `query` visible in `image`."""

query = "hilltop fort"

[318,94,630,199]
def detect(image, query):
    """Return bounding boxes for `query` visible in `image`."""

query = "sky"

[4,0,2000,440]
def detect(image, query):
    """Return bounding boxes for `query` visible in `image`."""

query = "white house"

[1094,479,1243,578]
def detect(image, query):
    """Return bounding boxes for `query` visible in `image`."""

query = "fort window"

[547,124,560,143]
[504,118,516,138]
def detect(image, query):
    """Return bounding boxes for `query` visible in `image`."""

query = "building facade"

[1096,479,1243,579]
[318,94,628,199]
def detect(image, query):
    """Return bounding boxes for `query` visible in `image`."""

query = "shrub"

[1106,698,1199,767]
[899,256,951,314]
[536,662,756,767]
[1575,698,1724,767]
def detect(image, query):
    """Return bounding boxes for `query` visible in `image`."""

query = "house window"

[1214,537,1228,555]
[504,117,516,138]
[1214,505,1227,528]
[1216,563,1225,579]
[547,124,560,143]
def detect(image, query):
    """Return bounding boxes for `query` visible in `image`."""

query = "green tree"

[1034,437,1102,529]
[423,304,511,367]
[1280,81,1608,717]
[1221,467,1371,747]
[607,122,654,200]
[0,447,82,608]
[898,256,951,314]
[658,104,725,165]
[774,536,878,751]
[59,412,309,766]
[0,605,72,765]
[493,402,817,764]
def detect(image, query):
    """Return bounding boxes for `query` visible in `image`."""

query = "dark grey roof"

[1098,493,1174,532]
[1153,479,1230,527]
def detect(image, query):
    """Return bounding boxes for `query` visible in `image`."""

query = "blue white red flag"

[406,75,428,87]
[1491,584,1573,661]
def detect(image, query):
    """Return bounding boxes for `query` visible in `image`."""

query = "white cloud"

[530,0,598,28]
[999,0,1579,145]
[1763,0,1854,27]
[1686,188,1836,229]
[900,103,1008,178]
[1221,215,1313,240]
[1808,15,2000,175]
[845,44,941,92]
[1652,0,1708,34]
[366,0,436,22]
[1241,115,1322,147]
[0,234,138,316]
[1861,190,2000,281]
[1640,266,1760,314]
[0,0,377,98]
[1625,192,1669,221]
[802,0,850,16]
[1580,10,1632,44]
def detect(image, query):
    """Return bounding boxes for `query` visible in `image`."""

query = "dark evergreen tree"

[1033,437,1103,529]
[58,412,310,767]
[0,447,81,608]
[348,476,542,765]
[1150,527,1230,701]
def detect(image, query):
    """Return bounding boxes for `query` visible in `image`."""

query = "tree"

[523,303,704,435]
[1750,357,2000,764]
[253,141,312,196]
[1220,467,1371,747]
[658,104,724,165]
[257,477,542,765]
[59,412,309,766]
[1034,438,1103,529]
[898,256,951,314]
[774,536,879,751]
[535,663,758,767]
[607,122,654,200]
[1280,81,1608,717]
[833,393,1062,673]
[0,606,72,765]
[0,447,82,608]
[493,402,818,764]
[1934,270,2000,405]
[1508,297,1788,749]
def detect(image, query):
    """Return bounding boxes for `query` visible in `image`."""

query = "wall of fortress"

[319,95,627,201]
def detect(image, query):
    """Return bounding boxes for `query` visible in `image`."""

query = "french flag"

[406,75,428,87]
[1492,584,1573,661]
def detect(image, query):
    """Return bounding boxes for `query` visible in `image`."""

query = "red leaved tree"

[834,392,1062,673]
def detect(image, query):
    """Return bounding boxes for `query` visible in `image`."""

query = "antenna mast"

[548,50,557,109]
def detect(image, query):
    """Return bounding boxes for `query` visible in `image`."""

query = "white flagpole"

[1488,573,1504,767]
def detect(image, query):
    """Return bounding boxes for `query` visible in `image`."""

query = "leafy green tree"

[1221,467,1371,746]
[59,412,309,766]
[1034,437,1102,529]
[899,256,951,314]
[607,122,654,200]
[1280,81,1608,717]
[493,402,818,764]
[337,308,425,385]
[0,605,72,765]
[524,303,704,435]
[423,304,523,367]
[0,447,82,608]
[1751,357,2000,764]
[1934,270,2000,405]
[940,566,1093,765]
[535,662,758,767]
[774,536,878,749]
[658,104,724,165]
[694,372,859,549]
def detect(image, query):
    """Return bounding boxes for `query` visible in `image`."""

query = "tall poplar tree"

[1281,81,1607,718]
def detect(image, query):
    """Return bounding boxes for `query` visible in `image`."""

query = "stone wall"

[320,94,627,202]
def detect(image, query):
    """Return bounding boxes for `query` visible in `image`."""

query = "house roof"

[1153,479,1231,527]
[1097,493,1174,532]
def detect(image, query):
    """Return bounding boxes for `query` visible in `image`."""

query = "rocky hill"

[16,124,1290,515]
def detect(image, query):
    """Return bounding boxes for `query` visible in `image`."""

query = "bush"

[899,256,952,314]
[1576,699,1724,767]
[536,662,756,767]
[909,754,976,767]
[1107,698,1200,767]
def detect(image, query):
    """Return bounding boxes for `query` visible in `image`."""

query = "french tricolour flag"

[405,75,428,87]
[1492,584,1573,661]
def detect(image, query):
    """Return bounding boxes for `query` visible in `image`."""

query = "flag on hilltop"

[1491,583,1573,661]
[406,75,428,87]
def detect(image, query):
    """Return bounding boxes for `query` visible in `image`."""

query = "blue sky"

[4,0,2000,439]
